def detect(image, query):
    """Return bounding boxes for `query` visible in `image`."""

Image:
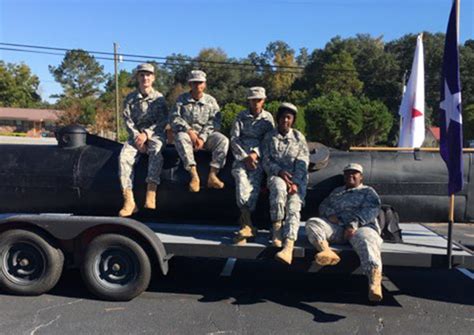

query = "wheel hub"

[96,248,138,287]
[3,243,46,284]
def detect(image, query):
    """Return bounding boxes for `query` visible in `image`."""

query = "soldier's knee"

[175,132,191,143]
[213,132,229,149]
[305,218,324,233]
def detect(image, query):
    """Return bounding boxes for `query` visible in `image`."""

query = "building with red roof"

[0,107,63,137]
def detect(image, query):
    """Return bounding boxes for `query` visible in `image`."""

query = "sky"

[0,0,472,102]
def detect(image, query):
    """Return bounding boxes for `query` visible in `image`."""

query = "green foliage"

[316,50,363,96]
[220,102,245,137]
[0,61,41,107]
[464,104,474,144]
[305,92,392,149]
[460,40,474,108]
[49,49,106,101]
[28,34,472,147]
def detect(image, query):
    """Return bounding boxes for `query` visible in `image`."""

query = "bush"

[305,92,392,149]
[220,102,245,137]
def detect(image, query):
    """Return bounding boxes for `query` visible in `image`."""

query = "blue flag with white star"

[440,0,463,195]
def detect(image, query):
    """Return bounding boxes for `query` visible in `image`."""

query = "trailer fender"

[0,214,170,275]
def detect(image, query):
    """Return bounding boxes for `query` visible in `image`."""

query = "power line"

[0,46,304,74]
[0,42,361,74]
[0,42,305,71]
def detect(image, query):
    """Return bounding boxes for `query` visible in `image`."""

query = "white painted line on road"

[220,258,237,277]
[457,268,474,280]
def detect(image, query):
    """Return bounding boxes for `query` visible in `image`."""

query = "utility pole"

[114,42,120,141]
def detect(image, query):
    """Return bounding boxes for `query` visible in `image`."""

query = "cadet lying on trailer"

[305,163,384,302]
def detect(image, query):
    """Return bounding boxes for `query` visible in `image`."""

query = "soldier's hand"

[188,130,198,145]
[328,215,339,224]
[278,170,293,185]
[244,152,258,170]
[137,143,148,153]
[194,137,204,150]
[344,227,357,240]
[288,183,298,195]
[134,132,147,147]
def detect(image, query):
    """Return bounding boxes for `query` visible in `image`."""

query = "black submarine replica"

[0,125,472,224]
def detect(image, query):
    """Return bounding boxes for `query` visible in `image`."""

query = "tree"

[460,40,474,108]
[49,49,106,101]
[262,41,299,100]
[305,92,392,149]
[293,35,400,112]
[0,61,41,107]
[197,48,248,106]
[316,50,363,96]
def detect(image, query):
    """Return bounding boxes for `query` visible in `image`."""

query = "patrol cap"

[247,86,266,100]
[136,63,155,74]
[188,70,207,82]
[278,102,298,115]
[343,163,364,174]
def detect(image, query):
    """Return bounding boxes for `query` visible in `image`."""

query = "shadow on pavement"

[36,257,473,322]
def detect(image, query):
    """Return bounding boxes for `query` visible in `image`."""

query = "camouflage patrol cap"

[247,86,266,100]
[278,102,298,114]
[136,63,155,74]
[188,70,207,82]
[343,163,364,174]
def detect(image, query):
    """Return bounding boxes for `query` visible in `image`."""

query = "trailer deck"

[147,222,474,270]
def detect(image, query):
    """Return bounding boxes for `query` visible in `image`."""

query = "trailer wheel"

[81,234,151,301]
[0,229,64,295]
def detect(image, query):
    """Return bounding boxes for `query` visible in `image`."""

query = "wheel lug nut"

[19,259,29,267]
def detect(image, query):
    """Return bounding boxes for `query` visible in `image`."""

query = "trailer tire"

[81,234,151,301]
[0,229,64,295]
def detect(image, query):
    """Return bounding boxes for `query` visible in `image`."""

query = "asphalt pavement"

[0,257,472,335]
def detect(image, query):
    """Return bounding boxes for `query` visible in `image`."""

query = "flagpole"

[447,194,454,268]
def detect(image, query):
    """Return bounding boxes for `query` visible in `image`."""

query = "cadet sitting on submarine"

[261,103,309,264]
[231,87,275,245]
[170,70,229,192]
[118,63,168,217]
[305,163,384,302]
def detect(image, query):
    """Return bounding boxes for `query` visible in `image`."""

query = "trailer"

[0,213,472,301]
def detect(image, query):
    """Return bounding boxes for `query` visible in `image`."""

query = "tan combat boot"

[118,188,138,217]
[275,239,295,265]
[233,208,256,245]
[189,166,200,192]
[144,183,157,209]
[368,268,383,302]
[315,240,341,266]
[207,167,224,189]
[272,221,283,247]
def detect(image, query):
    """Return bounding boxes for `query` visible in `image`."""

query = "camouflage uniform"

[305,184,383,275]
[231,109,274,211]
[119,89,168,189]
[262,128,309,241]
[170,92,228,171]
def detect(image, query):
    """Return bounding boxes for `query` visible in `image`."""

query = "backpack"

[377,204,403,243]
